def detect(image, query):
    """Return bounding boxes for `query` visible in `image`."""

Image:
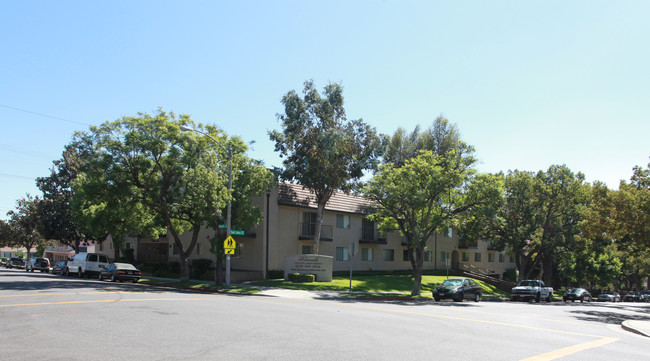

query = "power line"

[0,104,92,126]
[0,173,37,180]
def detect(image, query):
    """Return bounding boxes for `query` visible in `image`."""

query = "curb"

[621,321,650,338]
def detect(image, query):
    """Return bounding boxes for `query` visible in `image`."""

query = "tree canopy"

[72,109,273,282]
[269,80,382,254]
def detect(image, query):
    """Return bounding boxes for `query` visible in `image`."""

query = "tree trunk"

[312,202,326,255]
[410,243,425,296]
[541,248,554,286]
[181,257,191,282]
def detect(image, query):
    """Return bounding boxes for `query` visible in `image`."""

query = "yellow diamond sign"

[224,236,236,250]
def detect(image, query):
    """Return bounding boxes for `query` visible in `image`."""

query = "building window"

[336,215,350,229]
[447,227,453,238]
[301,245,311,254]
[362,218,375,240]
[336,247,349,261]
[424,251,433,262]
[488,253,495,262]
[510,256,514,263]
[402,249,410,262]
[126,243,131,249]
[499,253,505,263]
[475,252,481,262]
[361,248,373,261]
[462,252,470,262]
[196,243,201,255]
[382,249,394,261]
[302,212,317,236]
[99,243,104,251]
[441,251,450,262]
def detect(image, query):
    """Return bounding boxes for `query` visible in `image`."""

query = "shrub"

[120,248,135,264]
[503,268,517,283]
[191,259,213,279]
[267,270,284,279]
[288,273,315,283]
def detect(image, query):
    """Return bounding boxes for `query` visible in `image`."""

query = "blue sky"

[1,1,649,219]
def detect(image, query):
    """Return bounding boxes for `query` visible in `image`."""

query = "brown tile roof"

[277,182,375,215]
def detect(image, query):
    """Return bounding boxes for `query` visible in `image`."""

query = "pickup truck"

[511,280,554,302]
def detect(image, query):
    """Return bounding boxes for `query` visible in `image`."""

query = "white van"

[65,253,109,278]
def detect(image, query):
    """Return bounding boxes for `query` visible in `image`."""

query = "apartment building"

[99,182,512,281]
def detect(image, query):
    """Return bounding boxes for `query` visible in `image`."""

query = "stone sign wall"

[284,254,333,282]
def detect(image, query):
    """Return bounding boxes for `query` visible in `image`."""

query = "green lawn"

[244,275,508,298]
[139,275,509,298]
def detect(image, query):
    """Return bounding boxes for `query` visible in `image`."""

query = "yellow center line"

[520,337,619,361]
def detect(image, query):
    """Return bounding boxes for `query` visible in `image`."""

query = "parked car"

[6,257,25,269]
[639,290,650,303]
[511,280,554,302]
[432,278,482,302]
[26,257,51,272]
[52,261,67,275]
[563,288,592,303]
[597,292,621,302]
[65,253,109,278]
[623,291,640,302]
[98,263,142,283]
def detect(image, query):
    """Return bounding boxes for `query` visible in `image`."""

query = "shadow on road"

[568,306,650,324]
[0,268,204,295]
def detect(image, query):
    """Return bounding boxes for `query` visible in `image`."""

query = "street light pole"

[180,125,233,288]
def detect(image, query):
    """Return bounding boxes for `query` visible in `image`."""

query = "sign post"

[224,236,237,287]
[349,241,355,294]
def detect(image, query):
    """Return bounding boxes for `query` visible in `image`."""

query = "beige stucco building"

[86,182,515,281]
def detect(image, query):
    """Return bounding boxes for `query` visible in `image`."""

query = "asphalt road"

[1,268,648,361]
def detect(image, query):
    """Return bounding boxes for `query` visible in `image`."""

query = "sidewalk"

[621,320,650,338]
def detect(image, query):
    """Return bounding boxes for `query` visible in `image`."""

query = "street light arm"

[180,125,229,153]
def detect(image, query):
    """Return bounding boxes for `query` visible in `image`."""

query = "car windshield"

[571,289,583,294]
[519,281,539,286]
[441,279,462,287]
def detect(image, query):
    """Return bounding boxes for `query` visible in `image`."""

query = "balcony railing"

[298,223,333,242]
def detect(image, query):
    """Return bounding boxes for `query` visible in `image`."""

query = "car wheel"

[78,268,83,278]
[580,297,584,303]
[434,296,440,301]
[111,274,116,282]
[547,294,553,302]
[455,293,464,302]
[132,279,138,284]
[98,273,103,281]
[64,268,68,276]
[474,293,481,302]
[535,293,541,303]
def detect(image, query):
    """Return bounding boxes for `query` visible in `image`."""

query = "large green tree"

[73,109,271,282]
[364,150,501,295]
[269,80,382,254]
[462,165,587,285]
[610,161,650,289]
[3,195,50,258]
[36,145,96,252]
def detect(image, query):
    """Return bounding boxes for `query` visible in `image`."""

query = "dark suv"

[6,257,25,269]
[26,257,51,272]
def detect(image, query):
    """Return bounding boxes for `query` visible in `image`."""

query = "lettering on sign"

[283,254,333,282]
